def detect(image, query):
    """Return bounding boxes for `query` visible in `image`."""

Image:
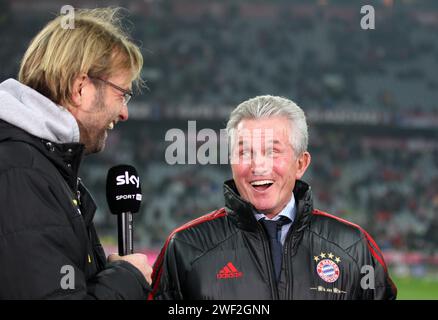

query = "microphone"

[106,165,142,256]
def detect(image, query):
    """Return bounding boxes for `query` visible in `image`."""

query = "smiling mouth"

[250,180,274,192]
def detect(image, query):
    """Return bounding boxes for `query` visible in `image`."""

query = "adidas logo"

[217,262,243,279]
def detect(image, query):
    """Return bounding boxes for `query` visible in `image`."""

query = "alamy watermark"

[164,121,275,167]
[360,5,375,30]
[360,265,376,290]
[60,5,75,29]
[60,264,75,290]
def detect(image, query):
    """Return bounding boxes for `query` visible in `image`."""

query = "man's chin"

[253,202,275,214]
[250,194,282,214]
[85,134,106,155]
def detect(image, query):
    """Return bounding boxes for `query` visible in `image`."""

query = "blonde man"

[0,8,151,299]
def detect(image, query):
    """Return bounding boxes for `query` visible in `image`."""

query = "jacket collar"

[0,119,85,191]
[0,120,97,225]
[223,178,314,234]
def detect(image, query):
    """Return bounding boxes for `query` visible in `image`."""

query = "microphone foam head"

[106,164,142,214]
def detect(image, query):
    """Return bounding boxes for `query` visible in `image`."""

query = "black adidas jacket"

[150,179,397,300]
[0,120,150,299]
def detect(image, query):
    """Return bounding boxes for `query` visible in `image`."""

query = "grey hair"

[226,95,308,157]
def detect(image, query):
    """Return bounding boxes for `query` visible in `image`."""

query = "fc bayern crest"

[316,259,340,283]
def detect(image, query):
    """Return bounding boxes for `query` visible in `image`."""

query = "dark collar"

[223,179,314,233]
[0,120,85,191]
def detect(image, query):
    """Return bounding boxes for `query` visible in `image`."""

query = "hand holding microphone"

[107,253,152,285]
[106,165,152,284]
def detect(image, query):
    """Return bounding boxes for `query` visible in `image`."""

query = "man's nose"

[119,104,129,122]
[251,153,272,175]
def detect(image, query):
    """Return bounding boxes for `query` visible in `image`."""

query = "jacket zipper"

[283,228,295,299]
[257,223,279,299]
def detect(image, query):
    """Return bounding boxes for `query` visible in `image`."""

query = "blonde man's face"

[74,70,132,154]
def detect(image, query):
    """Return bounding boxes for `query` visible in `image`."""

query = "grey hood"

[0,78,80,144]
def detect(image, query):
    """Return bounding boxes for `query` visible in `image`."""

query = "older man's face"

[231,116,310,218]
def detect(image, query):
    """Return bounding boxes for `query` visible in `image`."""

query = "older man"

[150,95,397,300]
[0,8,151,299]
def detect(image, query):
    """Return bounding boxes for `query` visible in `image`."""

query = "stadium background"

[1,0,437,299]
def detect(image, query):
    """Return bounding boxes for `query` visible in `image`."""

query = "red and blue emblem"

[316,259,340,283]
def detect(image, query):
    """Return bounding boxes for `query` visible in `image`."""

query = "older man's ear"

[295,151,311,180]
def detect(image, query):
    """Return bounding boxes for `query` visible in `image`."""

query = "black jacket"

[150,179,397,300]
[0,120,149,299]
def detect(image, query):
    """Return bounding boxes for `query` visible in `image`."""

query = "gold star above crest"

[335,257,341,263]
[320,252,326,259]
[314,256,320,262]
[328,253,334,259]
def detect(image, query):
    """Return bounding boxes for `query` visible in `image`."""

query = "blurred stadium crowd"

[1,0,437,277]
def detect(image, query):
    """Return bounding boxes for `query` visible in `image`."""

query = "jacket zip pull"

[76,178,81,206]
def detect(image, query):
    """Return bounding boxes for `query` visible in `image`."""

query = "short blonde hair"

[19,7,143,106]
